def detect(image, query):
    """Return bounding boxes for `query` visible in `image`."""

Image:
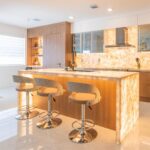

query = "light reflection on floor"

[0,108,17,142]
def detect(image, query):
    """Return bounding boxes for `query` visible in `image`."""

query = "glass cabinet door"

[73,30,104,53]
[139,24,150,51]
[73,33,82,53]
[91,31,104,53]
[82,32,91,53]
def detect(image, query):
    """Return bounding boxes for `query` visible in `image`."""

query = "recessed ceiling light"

[68,16,74,20]
[107,8,113,12]
[90,4,98,9]
[32,18,41,22]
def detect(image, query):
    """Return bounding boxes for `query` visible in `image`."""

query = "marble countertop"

[77,67,150,73]
[19,68,138,80]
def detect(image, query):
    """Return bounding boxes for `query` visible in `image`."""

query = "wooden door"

[43,33,65,68]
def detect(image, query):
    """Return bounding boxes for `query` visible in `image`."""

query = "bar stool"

[34,78,64,129]
[67,82,101,143]
[13,75,39,120]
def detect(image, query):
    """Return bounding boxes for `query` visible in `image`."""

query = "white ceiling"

[0,0,150,28]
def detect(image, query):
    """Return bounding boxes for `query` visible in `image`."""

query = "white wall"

[0,23,27,88]
[0,66,25,88]
[72,11,150,33]
[0,23,26,37]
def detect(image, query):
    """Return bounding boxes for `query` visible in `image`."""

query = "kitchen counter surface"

[75,67,150,73]
[19,68,138,80]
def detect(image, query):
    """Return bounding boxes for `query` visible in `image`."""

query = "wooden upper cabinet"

[27,22,72,68]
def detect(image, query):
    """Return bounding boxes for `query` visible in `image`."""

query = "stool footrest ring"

[72,119,95,131]
[38,110,60,121]
[18,105,37,112]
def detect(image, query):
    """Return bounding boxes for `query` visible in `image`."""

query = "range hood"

[105,27,135,48]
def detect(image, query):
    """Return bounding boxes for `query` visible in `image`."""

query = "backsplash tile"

[76,51,150,69]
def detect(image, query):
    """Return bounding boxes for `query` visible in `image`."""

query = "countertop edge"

[19,69,139,80]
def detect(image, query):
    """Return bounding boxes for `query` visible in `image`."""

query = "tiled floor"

[0,87,150,150]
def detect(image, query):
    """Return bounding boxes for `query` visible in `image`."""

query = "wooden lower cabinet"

[140,72,150,102]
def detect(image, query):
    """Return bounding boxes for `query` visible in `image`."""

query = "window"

[0,35,26,65]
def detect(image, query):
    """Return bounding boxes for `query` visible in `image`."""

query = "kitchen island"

[19,69,139,144]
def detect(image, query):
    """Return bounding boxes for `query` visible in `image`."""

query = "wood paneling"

[65,23,72,66]
[27,22,72,67]
[30,74,116,130]
[27,22,67,37]
[27,38,32,65]
[43,33,66,68]
[140,72,150,102]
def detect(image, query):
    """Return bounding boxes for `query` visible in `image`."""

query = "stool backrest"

[67,82,101,105]
[13,75,34,84]
[34,78,64,95]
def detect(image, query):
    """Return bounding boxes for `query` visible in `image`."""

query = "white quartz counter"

[19,68,138,80]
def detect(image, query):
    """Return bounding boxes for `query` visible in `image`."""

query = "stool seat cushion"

[16,83,36,92]
[37,87,58,97]
[69,92,95,104]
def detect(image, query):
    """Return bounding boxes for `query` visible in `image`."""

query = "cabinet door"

[91,31,104,53]
[139,24,150,51]
[140,72,150,98]
[82,32,91,53]
[73,33,82,53]
[43,33,65,68]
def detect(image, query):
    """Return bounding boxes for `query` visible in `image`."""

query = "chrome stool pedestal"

[69,104,97,143]
[69,130,94,143]
[37,118,62,129]
[36,96,62,129]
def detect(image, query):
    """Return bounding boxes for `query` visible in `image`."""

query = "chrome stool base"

[16,111,39,120]
[69,129,97,144]
[36,118,62,129]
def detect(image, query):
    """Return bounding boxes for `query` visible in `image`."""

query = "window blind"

[0,35,25,65]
